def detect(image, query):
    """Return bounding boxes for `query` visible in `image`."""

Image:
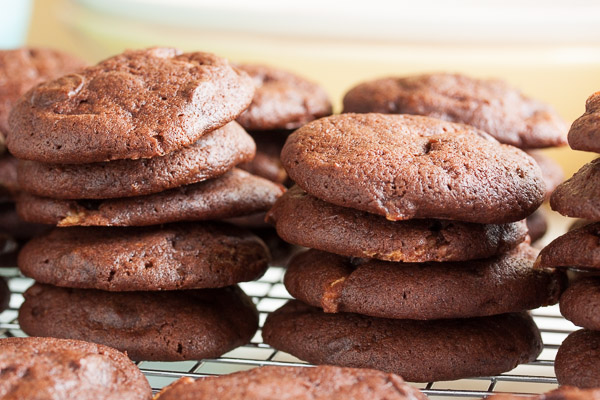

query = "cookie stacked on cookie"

[7,48,285,361]
[264,113,565,382]
[0,48,85,266]
[536,91,600,388]
[343,73,567,242]
[236,64,332,185]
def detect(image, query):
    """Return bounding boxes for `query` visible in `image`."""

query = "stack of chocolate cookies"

[342,73,567,242]
[6,48,285,361]
[236,64,332,186]
[0,48,85,266]
[536,91,600,388]
[264,113,566,382]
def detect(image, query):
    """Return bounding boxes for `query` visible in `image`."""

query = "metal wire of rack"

[0,264,576,399]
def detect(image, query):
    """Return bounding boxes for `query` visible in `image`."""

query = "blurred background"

[7,0,600,177]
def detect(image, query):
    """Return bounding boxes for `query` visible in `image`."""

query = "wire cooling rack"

[0,263,575,399]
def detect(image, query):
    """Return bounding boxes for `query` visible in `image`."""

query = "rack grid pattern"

[0,265,576,399]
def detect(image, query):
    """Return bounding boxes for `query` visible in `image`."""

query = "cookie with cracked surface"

[535,222,600,271]
[267,186,528,262]
[16,169,284,226]
[284,246,564,320]
[342,73,567,149]
[550,158,600,220]
[555,329,600,388]
[0,48,86,139]
[155,365,427,400]
[17,121,255,199]
[262,301,542,382]
[236,64,332,131]
[8,47,254,164]
[0,336,151,400]
[526,150,564,200]
[568,91,600,153]
[560,277,600,330]
[18,222,269,291]
[281,114,545,224]
[19,283,258,361]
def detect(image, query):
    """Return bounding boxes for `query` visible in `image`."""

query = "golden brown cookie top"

[8,48,254,164]
[282,113,545,224]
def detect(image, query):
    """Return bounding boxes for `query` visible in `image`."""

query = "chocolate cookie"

[0,48,86,138]
[526,208,548,243]
[236,64,332,131]
[555,329,600,388]
[526,150,564,199]
[282,114,545,224]
[568,91,600,153]
[156,365,427,400]
[18,222,269,291]
[284,246,564,320]
[268,186,528,262]
[535,222,600,271]
[263,301,542,382]
[342,73,567,149]
[559,277,600,330]
[16,169,284,226]
[239,131,290,184]
[20,283,258,361]
[8,48,254,164]
[0,336,151,399]
[486,386,600,399]
[550,158,600,220]
[17,121,255,199]
[0,154,18,199]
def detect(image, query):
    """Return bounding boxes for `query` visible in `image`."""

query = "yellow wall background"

[26,0,600,178]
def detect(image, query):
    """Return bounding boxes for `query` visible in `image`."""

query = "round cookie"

[555,329,600,388]
[16,169,284,227]
[239,131,290,184]
[568,91,600,153]
[281,114,545,224]
[0,48,86,139]
[268,186,528,262]
[17,121,255,199]
[550,158,600,220]
[8,48,255,164]
[236,64,332,131]
[535,222,600,271]
[487,386,600,399]
[284,246,564,320]
[262,301,542,383]
[18,222,269,291]
[526,208,548,243]
[156,365,427,400]
[525,150,564,200]
[560,277,600,330]
[0,336,151,400]
[342,73,567,149]
[19,283,258,361]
